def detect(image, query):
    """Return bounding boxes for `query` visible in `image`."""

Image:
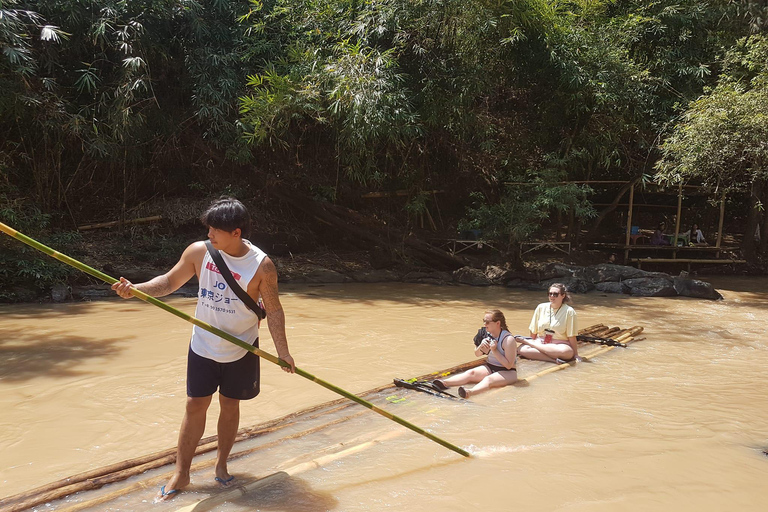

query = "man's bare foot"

[154,473,190,503]
[214,467,235,487]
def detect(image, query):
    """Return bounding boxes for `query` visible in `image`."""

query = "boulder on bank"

[673,276,723,300]
[540,276,595,294]
[534,263,722,300]
[595,281,631,294]
[349,269,404,283]
[453,266,492,286]
[623,277,677,297]
[403,270,454,285]
[485,265,516,285]
[296,265,349,284]
[51,283,71,302]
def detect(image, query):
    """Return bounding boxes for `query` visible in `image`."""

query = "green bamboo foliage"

[1,0,766,259]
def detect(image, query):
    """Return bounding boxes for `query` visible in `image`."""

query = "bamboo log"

[78,215,163,231]
[0,397,371,510]
[517,326,643,384]
[174,430,405,512]
[578,324,607,336]
[587,327,616,338]
[47,411,374,512]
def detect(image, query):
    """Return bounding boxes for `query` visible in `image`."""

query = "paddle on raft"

[0,221,470,458]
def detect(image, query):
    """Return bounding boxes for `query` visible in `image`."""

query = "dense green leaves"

[656,35,768,189]
[1,0,766,262]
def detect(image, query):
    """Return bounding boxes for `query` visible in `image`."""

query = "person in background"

[651,222,671,245]
[685,223,707,245]
[112,198,295,502]
[432,310,517,399]
[517,283,580,364]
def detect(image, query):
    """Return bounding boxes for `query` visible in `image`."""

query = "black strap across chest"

[204,240,266,320]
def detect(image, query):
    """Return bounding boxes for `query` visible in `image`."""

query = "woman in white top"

[517,283,579,363]
[685,223,706,245]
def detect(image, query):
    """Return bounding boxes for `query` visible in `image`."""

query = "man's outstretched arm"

[112,242,202,298]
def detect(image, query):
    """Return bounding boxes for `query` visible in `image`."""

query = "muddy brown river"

[1,279,767,511]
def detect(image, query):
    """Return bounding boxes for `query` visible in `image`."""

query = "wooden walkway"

[588,242,744,269]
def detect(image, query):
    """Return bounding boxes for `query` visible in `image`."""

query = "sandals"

[431,379,448,390]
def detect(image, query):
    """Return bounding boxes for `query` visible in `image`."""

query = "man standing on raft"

[112,197,295,501]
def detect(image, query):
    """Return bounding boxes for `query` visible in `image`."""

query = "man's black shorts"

[187,341,260,400]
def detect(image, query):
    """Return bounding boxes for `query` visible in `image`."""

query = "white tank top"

[190,239,267,363]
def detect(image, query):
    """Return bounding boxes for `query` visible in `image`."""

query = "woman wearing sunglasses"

[517,283,579,363]
[432,309,517,399]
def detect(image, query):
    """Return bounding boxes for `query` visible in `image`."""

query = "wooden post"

[716,188,726,251]
[673,183,683,258]
[624,183,634,263]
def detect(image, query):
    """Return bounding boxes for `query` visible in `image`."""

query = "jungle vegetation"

[1,0,768,292]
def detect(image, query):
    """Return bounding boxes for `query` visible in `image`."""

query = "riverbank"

[61,258,727,303]
[2,225,762,303]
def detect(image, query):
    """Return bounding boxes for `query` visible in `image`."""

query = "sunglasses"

[548,292,561,297]
[483,319,496,324]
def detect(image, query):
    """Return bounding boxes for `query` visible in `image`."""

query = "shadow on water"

[0,300,185,321]
[0,328,126,381]
[228,475,337,512]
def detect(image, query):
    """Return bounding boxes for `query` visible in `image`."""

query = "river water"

[1,279,767,511]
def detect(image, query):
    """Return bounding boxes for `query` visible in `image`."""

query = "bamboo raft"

[0,323,642,512]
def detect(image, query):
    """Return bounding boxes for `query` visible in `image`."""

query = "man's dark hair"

[200,197,251,237]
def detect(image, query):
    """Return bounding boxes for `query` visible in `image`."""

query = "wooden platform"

[630,258,746,270]
[521,241,571,255]
[588,242,743,268]
[589,243,737,252]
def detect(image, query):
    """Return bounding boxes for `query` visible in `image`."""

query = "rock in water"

[51,283,70,302]
[673,276,723,300]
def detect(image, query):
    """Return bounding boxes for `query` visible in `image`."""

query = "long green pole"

[0,222,469,457]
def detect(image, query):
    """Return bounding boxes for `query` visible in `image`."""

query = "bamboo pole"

[77,215,163,231]
[673,183,683,257]
[624,183,635,263]
[0,222,469,457]
[716,188,726,251]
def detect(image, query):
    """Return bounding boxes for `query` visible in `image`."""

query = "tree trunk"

[742,179,762,260]
[760,180,768,255]
[584,177,640,244]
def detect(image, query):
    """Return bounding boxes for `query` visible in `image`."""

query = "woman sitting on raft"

[517,283,579,364]
[433,309,517,399]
